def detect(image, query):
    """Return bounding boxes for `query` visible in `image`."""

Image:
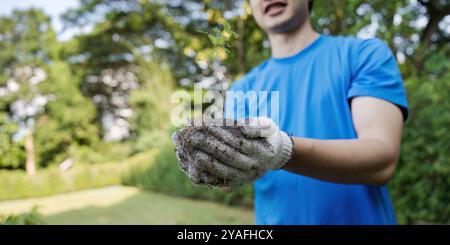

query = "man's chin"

[264,14,304,34]
[267,21,297,33]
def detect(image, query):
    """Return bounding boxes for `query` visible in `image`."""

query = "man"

[173,0,408,224]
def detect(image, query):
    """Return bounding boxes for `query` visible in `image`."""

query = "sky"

[0,0,84,41]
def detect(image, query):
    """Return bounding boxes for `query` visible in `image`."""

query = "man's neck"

[268,19,319,59]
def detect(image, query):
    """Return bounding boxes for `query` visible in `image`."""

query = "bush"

[0,163,123,201]
[0,149,155,201]
[0,206,46,225]
[122,143,253,207]
[71,142,134,165]
[390,60,450,224]
[132,131,170,154]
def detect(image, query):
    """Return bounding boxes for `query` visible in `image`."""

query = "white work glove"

[172,117,294,187]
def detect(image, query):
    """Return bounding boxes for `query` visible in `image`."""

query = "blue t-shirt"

[225,35,409,225]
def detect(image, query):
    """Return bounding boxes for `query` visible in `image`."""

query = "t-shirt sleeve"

[348,38,409,121]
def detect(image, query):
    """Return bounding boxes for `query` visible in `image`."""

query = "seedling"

[198,21,240,55]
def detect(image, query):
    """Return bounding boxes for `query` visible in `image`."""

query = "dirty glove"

[172,117,294,187]
[172,125,227,187]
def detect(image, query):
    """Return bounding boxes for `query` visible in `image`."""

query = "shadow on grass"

[44,190,254,225]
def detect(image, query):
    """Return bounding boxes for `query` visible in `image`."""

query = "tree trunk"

[236,17,246,75]
[25,127,36,176]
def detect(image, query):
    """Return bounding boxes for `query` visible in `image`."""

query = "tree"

[34,60,100,167]
[5,66,50,175]
[62,0,190,141]
[0,9,57,175]
[310,0,449,75]
[0,9,100,171]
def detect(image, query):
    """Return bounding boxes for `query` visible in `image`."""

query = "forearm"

[283,137,399,185]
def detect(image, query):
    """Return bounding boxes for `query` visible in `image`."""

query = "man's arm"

[284,96,404,185]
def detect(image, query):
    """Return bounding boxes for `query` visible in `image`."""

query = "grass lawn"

[0,186,254,225]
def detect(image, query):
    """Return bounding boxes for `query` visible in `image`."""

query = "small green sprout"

[198,21,240,55]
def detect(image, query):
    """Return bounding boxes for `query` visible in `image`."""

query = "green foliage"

[122,144,253,207]
[0,8,57,68]
[0,8,58,109]
[0,114,25,169]
[0,163,124,201]
[390,50,450,224]
[129,61,174,153]
[1,206,46,225]
[71,142,134,165]
[310,0,449,76]
[133,131,169,154]
[34,61,100,167]
[198,21,240,55]
[0,9,91,170]
[0,149,155,201]
[225,13,270,76]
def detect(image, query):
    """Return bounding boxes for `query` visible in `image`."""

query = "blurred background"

[0,0,448,225]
